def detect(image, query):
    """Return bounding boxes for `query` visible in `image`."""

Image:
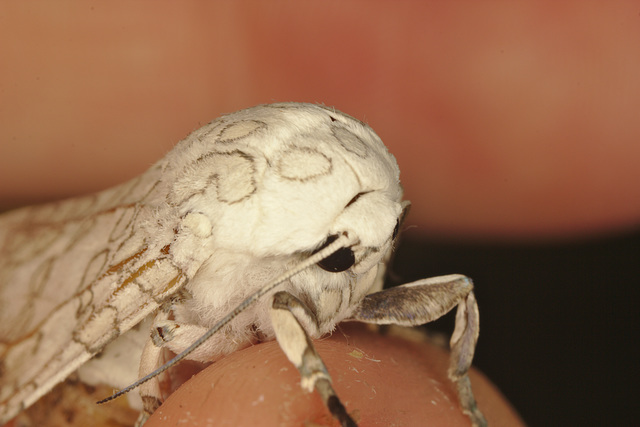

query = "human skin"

[1,2,639,239]
[2,1,639,425]
[144,324,524,427]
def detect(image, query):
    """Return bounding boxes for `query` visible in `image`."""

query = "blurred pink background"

[1,2,639,240]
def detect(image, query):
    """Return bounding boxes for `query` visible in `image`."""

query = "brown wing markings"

[71,256,186,354]
[1,257,177,408]
[137,172,165,204]
[23,195,95,224]
[0,329,45,403]
[114,174,145,204]
[14,203,144,235]
[102,247,148,277]
[154,272,186,303]
[112,257,162,295]
[76,249,110,309]
[0,254,185,414]
[104,210,153,284]
[96,168,164,210]
[0,247,148,350]
[120,247,187,301]
[76,288,94,321]
[78,249,109,290]
[62,216,98,254]
[0,329,43,375]
[2,222,65,266]
[72,306,120,354]
[0,202,145,271]
[48,195,99,223]
[77,222,148,312]
[0,256,56,342]
[108,205,138,243]
[0,251,182,415]
[19,258,56,337]
[98,176,143,208]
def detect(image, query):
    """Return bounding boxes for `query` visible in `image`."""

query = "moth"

[0,103,486,426]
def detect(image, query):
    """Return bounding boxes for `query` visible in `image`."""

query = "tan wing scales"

[0,165,186,423]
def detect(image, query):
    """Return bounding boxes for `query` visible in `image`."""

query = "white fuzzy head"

[166,103,404,259]
[157,103,408,343]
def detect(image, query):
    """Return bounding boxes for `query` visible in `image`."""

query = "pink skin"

[145,324,525,427]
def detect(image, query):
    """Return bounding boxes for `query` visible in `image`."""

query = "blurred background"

[1,2,638,425]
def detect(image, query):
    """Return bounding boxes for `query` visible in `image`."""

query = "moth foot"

[300,370,331,393]
[150,320,179,346]
[134,411,150,427]
[456,376,488,427]
[315,378,357,427]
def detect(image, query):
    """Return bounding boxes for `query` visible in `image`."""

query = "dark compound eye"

[313,234,355,273]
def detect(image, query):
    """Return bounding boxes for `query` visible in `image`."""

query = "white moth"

[0,103,486,426]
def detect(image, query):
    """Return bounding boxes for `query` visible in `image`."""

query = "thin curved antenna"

[97,232,358,404]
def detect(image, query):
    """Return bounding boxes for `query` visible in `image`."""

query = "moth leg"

[136,311,171,425]
[270,291,357,427]
[150,320,213,360]
[348,274,487,427]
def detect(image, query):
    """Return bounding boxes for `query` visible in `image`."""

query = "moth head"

[168,103,404,264]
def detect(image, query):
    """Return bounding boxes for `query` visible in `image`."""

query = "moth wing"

[0,172,187,423]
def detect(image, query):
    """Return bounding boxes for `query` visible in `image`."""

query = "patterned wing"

[0,165,187,423]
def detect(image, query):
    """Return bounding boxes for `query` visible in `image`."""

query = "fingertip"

[146,324,523,426]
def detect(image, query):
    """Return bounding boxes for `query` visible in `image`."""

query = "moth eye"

[313,234,355,273]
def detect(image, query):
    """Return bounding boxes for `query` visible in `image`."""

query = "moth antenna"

[97,232,358,404]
